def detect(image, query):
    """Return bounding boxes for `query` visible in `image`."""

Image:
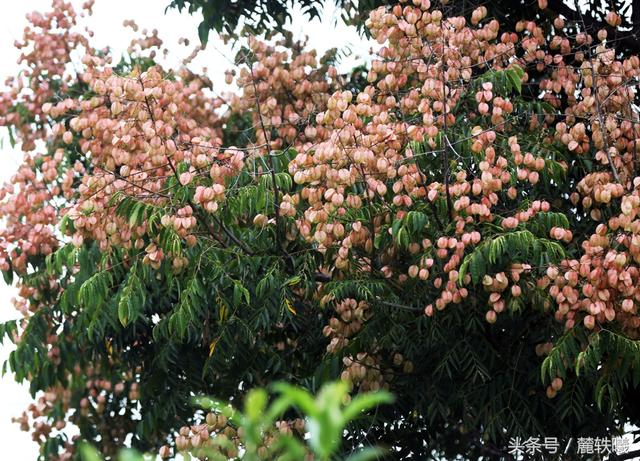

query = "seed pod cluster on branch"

[2,0,640,458]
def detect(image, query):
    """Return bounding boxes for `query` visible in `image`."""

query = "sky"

[0,1,369,459]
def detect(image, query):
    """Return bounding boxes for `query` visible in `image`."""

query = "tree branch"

[547,0,640,54]
[247,56,285,253]
[137,75,254,255]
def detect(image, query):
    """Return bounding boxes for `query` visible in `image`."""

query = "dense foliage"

[3,0,640,459]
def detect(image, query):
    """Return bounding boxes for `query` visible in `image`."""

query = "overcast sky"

[0,1,368,459]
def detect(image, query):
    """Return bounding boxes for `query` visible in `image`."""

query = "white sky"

[0,1,368,459]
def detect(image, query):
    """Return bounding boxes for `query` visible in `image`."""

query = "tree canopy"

[2,0,640,460]
[168,0,640,53]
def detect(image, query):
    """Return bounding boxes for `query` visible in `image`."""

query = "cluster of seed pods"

[323,298,372,353]
[172,412,307,459]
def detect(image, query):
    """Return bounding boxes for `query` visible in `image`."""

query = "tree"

[2,0,640,459]
[168,0,640,54]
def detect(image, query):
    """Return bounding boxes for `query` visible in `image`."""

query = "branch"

[409,145,444,231]
[313,272,332,283]
[210,214,254,255]
[579,11,621,183]
[137,75,254,255]
[546,0,640,53]
[440,34,453,222]
[247,56,284,253]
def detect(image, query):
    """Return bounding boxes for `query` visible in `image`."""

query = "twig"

[246,53,284,254]
[578,8,621,183]
[440,22,453,222]
[137,75,254,255]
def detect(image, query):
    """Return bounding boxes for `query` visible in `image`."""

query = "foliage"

[166,0,388,40]
[1,0,640,460]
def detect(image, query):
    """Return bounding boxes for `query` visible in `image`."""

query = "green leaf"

[7,126,16,148]
[79,442,103,461]
[117,449,145,461]
[308,381,351,459]
[118,299,129,327]
[272,435,307,461]
[272,382,318,417]
[541,355,551,384]
[244,388,268,422]
[469,252,486,284]
[342,391,394,423]
[2,268,13,285]
[59,214,71,234]
[233,280,251,305]
[284,275,302,286]
[507,72,521,94]
[198,21,210,45]
[345,447,387,461]
[395,227,409,249]
[129,202,147,227]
